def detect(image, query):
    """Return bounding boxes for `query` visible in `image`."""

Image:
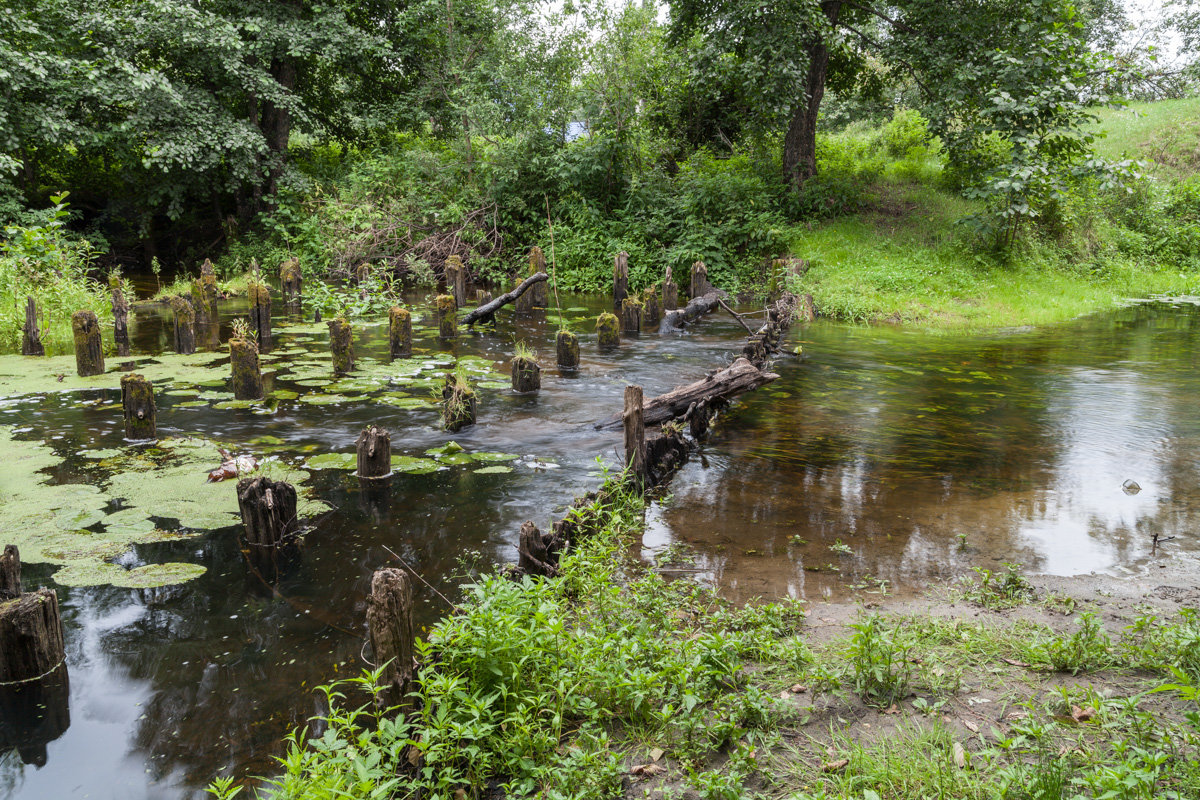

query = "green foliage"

[1028,611,1114,674]
[846,614,914,707]
[958,562,1037,610]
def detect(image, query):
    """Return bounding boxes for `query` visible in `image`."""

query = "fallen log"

[596,357,778,429]
[659,290,725,331]
[463,272,548,326]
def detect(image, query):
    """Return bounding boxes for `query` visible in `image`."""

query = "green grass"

[1090,96,1200,180]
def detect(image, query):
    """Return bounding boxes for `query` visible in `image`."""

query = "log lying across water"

[596,356,778,430]
[659,290,724,331]
[462,272,548,326]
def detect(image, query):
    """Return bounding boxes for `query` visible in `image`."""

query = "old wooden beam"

[462,272,548,326]
[168,296,196,355]
[511,355,541,394]
[660,290,723,331]
[1,545,20,600]
[436,295,457,339]
[624,385,646,484]
[366,568,416,712]
[597,357,778,430]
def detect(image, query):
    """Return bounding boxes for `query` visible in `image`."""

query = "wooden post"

[230,336,264,400]
[529,247,548,308]
[366,568,415,712]
[556,330,579,369]
[120,373,156,440]
[444,255,468,308]
[280,258,302,304]
[663,265,679,310]
[442,375,477,432]
[613,251,629,311]
[436,294,457,339]
[356,426,392,479]
[620,298,642,335]
[596,312,619,348]
[328,317,355,376]
[511,355,541,394]
[71,310,105,376]
[388,306,412,360]
[354,262,371,285]
[464,274,547,326]
[110,279,130,357]
[236,477,299,552]
[21,297,44,356]
[194,259,219,325]
[167,296,195,355]
[0,548,66,686]
[517,521,560,577]
[514,274,535,315]
[642,287,660,330]
[690,261,709,300]
[474,290,495,326]
[249,280,272,353]
[624,385,646,486]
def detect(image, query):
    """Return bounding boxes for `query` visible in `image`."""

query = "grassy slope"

[788,98,1200,330]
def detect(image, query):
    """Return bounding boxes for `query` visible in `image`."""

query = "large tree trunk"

[784,1,841,190]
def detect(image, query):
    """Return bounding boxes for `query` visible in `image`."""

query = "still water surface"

[3,296,1198,798]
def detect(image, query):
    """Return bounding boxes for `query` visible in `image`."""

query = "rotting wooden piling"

[556,330,579,369]
[230,335,264,400]
[196,259,220,324]
[623,385,646,485]
[613,251,629,311]
[464,274,547,326]
[280,258,302,304]
[529,247,548,308]
[511,355,541,394]
[237,477,299,553]
[356,426,392,480]
[620,298,642,335]
[0,547,66,686]
[690,261,709,300]
[1,545,20,600]
[642,287,660,329]
[366,568,415,713]
[168,296,196,355]
[596,312,619,349]
[442,375,477,432]
[516,521,561,578]
[21,297,44,356]
[444,255,468,308]
[110,279,130,357]
[71,310,105,376]
[248,279,272,353]
[328,317,355,376]
[388,306,412,360]
[120,373,156,440]
[663,265,679,311]
[436,295,457,339]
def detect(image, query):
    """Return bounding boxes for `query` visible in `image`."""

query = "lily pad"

[390,456,440,474]
[53,561,208,589]
[472,452,520,462]
[473,465,513,474]
[377,395,435,410]
[298,393,358,405]
[305,453,358,470]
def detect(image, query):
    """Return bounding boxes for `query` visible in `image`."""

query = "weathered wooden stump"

[465,274,547,326]
[237,477,299,552]
[388,306,412,360]
[167,296,196,355]
[0,547,66,686]
[663,265,679,310]
[511,355,541,394]
[120,373,156,440]
[71,310,105,376]
[620,298,642,335]
[354,262,371,285]
[280,258,302,304]
[514,274,536,315]
[556,330,580,369]
[517,521,561,577]
[328,317,355,376]
[623,385,646,485]
[442,376,477,432]
[474,290,495,326]
[193,259,220,325]
[230,335,264,400]
[249,279,272,353]
[798,292,817,323]
[436,294,457,339]
[596,312,620,349]
[687,397,714,439]
[444,255,468,308]
[0,658,70,767]
[356,426,392,480]
[642,288,660,329]
[613,251,629,311]
[646,426,690,486]
[366,568,415,712]
[21,297,44,356]
[529,247,548,308]
[690,260,709,300]
[110,279,130,357]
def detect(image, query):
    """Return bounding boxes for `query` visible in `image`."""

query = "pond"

[2,294,1198,798]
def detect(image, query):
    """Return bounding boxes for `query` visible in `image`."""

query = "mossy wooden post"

[120,373,156,440]
[229,335,264,400]
[663,265,679,310]
[328,317,355,376]
[280,258,302,305]
[237,478,300,576]
[366,568,415,713]
[613,251,629,311]
[357,426,391,480]
[690,260,709,300]
[196,259,220,325]
[0,547,66,686]
[442,375,477,432]
[388,306,412,360]
[71,310,105,376]
[556,330,579,369]
[511,355,541,394]
[596,311,620,349]
[167,296,195,355]
[249,280,272,353]
[21,297,44,356]
[514,274,535,315]
[623,385,646,486]
[474,290,495,325]
[620,298,642,335]
[444,255,468,308]
[354,262,370,285]
[529,247,548,308]
[642,287,660,329]
[110,279,130,357]
[436,294,457,339]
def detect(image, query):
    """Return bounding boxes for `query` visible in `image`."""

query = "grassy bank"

[212,479,1200,800]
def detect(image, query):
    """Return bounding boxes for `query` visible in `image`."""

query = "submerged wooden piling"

[168,296,195,355]
[21,297,44,356]
[444,255,468,308]
[556,330,579,369]
[663,265,679,310]
[229,335,264,400]
[249,279,272,353]
[236,477,299,553]
[388,306,412,360]
[356,426,392,479]
[596,312,620,348]
[511,353,541,394]
[690,261,709,300]
[71,310,105,376]
[0,547,66,686]
[195,259,220,324]
[620,298,642,335]
[529,247,548,308]
[328,317,355,376]
[442,375,477,432]
[110,279,130,357]
[120,373,156,440]
[642,287,660,329]
[436,295,457,339]
[613,251,629,311]
[280,258,302,304]
[366,568,415,712]
[623,385,646,485]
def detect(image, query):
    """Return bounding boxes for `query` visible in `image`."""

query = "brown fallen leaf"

[963,719,980,733]
[649,748,665,762]
[952,742,967,769]
[1001,658,1030,668]
[631,764,666,777]
[822,759,850,773]
[882,704,900,714]
[790,683,808,693]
